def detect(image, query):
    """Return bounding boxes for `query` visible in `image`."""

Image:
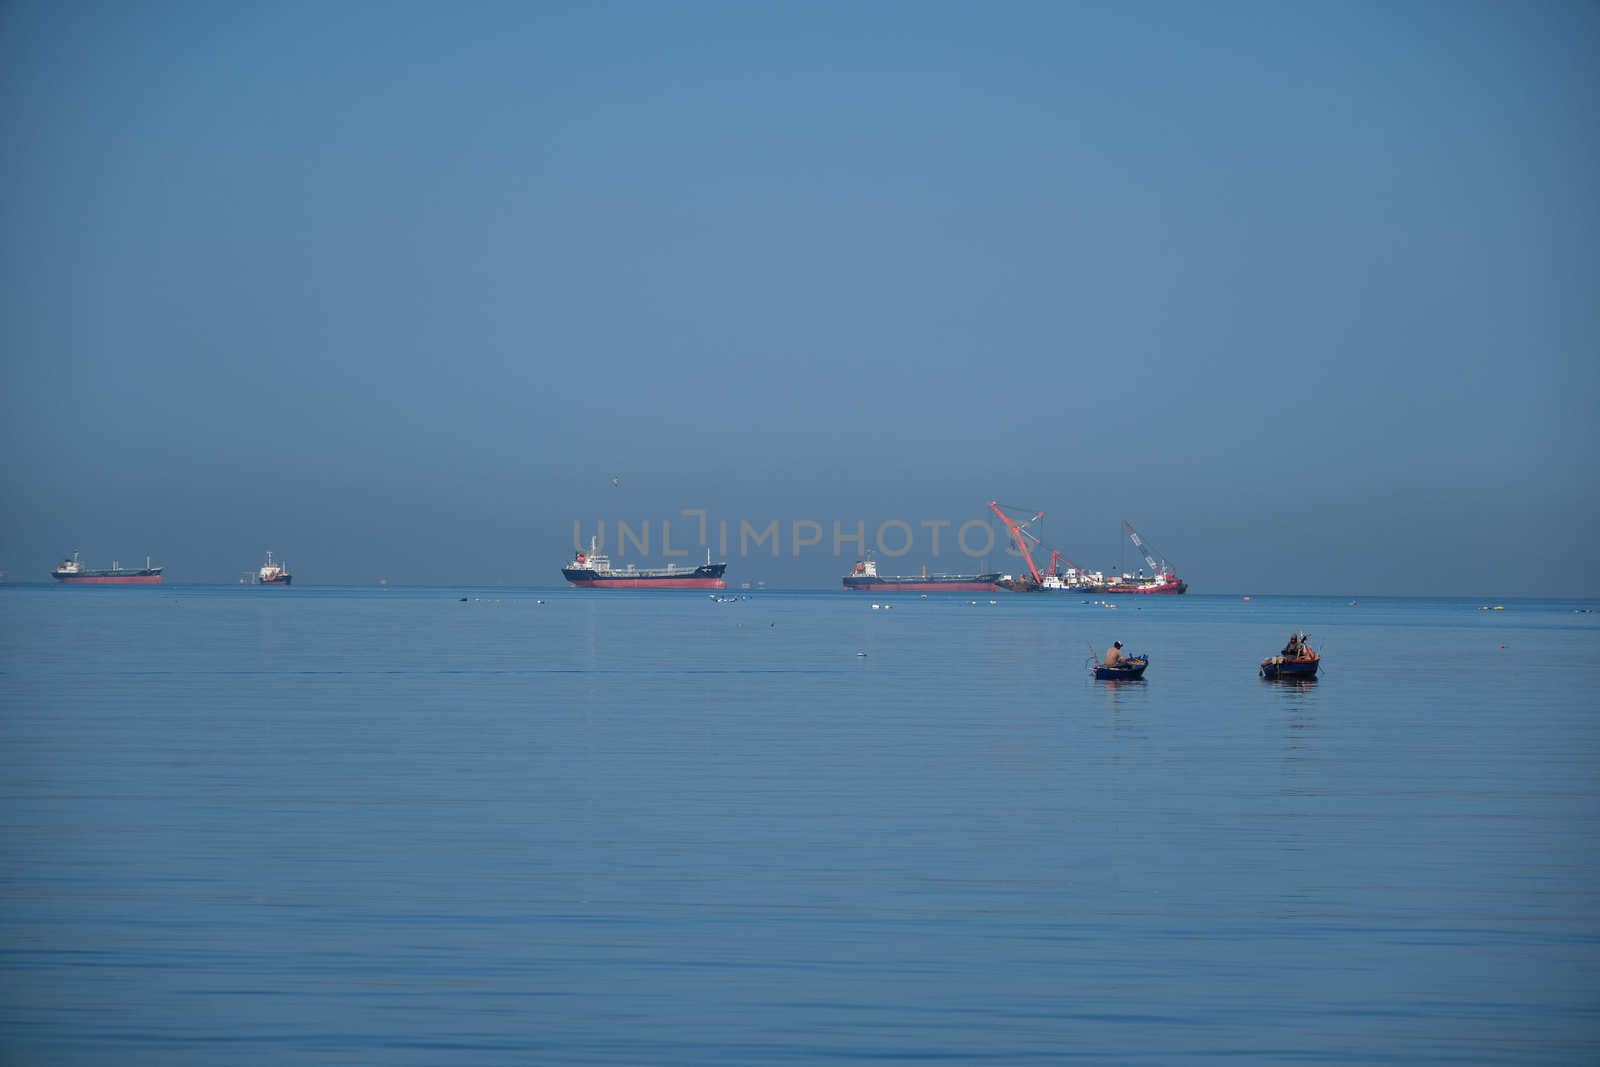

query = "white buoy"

[872,603,881,610]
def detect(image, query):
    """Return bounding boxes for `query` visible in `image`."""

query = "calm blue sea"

[1,586,1596,1064]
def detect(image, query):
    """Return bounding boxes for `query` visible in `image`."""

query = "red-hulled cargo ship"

[562,538,727,589]
[842,553,1000,592]
[51,552,163,584]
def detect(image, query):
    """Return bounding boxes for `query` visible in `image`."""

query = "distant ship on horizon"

[562,538,727,589]
[842,552,1001,592]
[51,552,163,584]
[257,550,291,585]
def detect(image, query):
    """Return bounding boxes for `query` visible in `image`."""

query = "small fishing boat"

[1093,655,1148,681]
[1260,655,1319,680]
[1261,632,1319,679]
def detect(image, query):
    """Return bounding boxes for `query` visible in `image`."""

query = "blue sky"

[2,1,1595,593]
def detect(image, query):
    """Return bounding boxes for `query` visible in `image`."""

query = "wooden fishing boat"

[1261,632,1320,679]
[1093,655,1148,681]
[1260,655,1319,679]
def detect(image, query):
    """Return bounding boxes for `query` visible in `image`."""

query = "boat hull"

[566,575,727,589]
[843,574,1001,592]
[563,562,727,589]
[1094,658,1149,681]
[258,575,292,585]
[1102,579,1187,594]
[1260,657,1319,679]
[52,572,163,584]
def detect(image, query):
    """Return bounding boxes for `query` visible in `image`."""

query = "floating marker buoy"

[872,604,881,610]
[856,651,867,657]
[1243,596,1252,601]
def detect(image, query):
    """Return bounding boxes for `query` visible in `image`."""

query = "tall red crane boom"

[988,502,1045,585]
[1046,549,1091,578]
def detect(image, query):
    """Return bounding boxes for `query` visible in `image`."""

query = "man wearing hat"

[1104,641,1124,668]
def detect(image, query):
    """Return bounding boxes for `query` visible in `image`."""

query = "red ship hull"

[566,576,726,589]
[845,580,1000,592]
[1102,579,1187,594]
[54,575,163,585]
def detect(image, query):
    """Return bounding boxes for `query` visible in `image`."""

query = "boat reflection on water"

[1262,674,1319,688]
[1095,673,1152,724]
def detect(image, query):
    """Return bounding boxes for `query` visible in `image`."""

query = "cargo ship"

[562,538,727,589]
[843,553,1001,592]
[257,550,292,585]
[51,552,163,584]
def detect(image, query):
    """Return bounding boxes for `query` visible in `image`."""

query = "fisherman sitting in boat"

[1281,632,1312,659]
[1104,641,1124,667]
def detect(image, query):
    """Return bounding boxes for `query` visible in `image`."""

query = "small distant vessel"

[257,550,292,585]
[1261,632,1319,679]
[563,538,727,589]
[1093,654,1149,681]
[51,552,163,584]
[843,552,1000,593]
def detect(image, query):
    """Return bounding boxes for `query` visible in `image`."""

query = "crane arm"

[1122,519,1163,574]
[989,501,1044,584]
